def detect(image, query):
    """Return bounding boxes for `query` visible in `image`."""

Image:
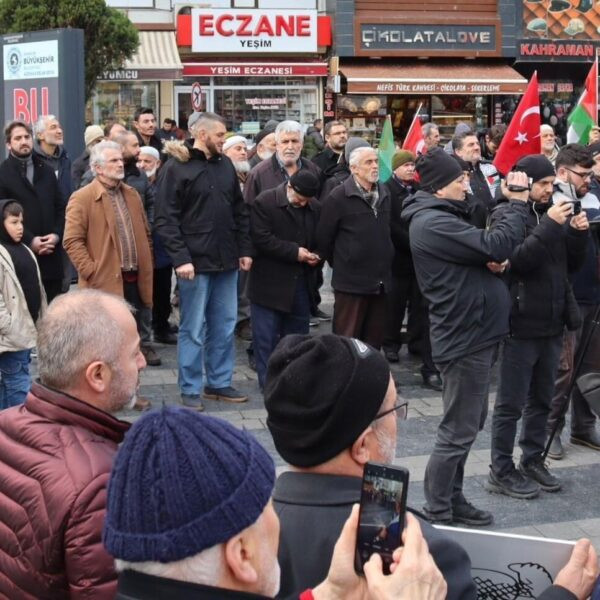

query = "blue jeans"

[0,349,32,409]
[251,280,311,389]
[177,269,238,395]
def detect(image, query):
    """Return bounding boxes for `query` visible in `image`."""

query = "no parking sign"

[191,81,203,112]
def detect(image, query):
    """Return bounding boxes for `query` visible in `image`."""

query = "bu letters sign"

[191,9,318,53]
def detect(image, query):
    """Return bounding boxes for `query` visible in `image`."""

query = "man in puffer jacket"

[0,290,142,599]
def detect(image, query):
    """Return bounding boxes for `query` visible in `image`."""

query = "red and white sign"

[190,9,318,53]
[183,63,328,77]
[191,81,202,111]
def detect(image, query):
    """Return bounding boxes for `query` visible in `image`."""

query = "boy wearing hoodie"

[0,200,46,408]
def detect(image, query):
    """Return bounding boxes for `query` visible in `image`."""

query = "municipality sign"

[4,40,59,80]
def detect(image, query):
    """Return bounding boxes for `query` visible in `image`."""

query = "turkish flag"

[493,72,541,176]
[402,115,426,155]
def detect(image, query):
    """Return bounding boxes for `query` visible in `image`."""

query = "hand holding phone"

[355,462,409,575]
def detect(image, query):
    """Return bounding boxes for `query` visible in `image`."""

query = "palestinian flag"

[567,60,598,144]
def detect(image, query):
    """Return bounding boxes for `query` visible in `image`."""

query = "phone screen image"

[355,462,409,575]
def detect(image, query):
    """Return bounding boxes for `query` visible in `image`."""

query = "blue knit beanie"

[103,406,275,563]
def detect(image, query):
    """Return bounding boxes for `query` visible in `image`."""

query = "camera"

[507,177,533,193]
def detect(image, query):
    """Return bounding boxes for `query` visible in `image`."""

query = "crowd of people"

[0,107,598,598]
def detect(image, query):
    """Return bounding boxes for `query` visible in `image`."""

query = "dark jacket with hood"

[320,159,351,202]
[316,176,393,295]
[489,196,589,339]
[0,152,65,281]
[402,190,529,363]
[312,146,342,176]
[248,182,320,313]
[34,142,72,202]
[576,178,600,305]
[71,148,90,191]
[154,140,252,273]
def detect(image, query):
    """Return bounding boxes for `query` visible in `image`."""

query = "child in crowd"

[0,200,46,408]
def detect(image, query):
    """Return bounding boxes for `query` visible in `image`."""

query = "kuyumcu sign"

[190,9,318,53]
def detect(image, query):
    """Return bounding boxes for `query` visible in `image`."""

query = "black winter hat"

[264,334,391,467]
[513,154,555,183]
[254,124,277,146]
[416,147,464,192]
[588,142,600,158]
[290,170,320,198]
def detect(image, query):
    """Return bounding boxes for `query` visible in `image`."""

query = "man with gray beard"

[265,333,476,600]
[224,135,251,191]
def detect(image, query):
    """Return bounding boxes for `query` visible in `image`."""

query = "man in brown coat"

[0,289,145,599]
[64,140,154,410]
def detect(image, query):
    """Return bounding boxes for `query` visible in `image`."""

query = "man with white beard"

[103,403,450,600]
[264,333,475,600]
[316,147,393,350]
[224,135,251,191]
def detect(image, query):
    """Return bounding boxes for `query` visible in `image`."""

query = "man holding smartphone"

[402,148,530,526]
[487,154,589,499]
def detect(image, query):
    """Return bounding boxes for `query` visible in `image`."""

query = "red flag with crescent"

[493,72,541,176]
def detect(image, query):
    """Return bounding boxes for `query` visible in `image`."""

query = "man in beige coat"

[63,140,154,410]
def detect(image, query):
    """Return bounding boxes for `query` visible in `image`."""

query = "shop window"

[86,81,159,128]
[335,94,388,144]
[213,82,318,133]
[432,96,488,145]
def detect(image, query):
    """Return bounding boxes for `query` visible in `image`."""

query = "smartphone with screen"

[355,462,409,575]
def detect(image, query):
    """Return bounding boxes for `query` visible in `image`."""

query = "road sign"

[191,81,202,111]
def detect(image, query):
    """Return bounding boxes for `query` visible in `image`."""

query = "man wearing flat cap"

[249,171,321,390]
[487,154,589,500]
[402,147,530,526]
[265,333,476,600]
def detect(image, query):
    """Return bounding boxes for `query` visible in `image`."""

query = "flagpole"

[402,103,423,150]
[596,54,598,126]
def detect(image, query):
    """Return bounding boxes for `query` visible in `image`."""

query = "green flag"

[378,116,395,183]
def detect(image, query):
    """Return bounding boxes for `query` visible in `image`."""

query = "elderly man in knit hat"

[402,147,530,526]
[248,170,321,391]
[487,153,590,500]
[103,406,448,599]
[266,333,474,600]
[249,126,277,168]
[224,135,251,191]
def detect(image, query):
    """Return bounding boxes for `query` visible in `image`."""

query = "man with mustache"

[0,120,65,301]
[0,290,144,598]
[316,147,393,350]
[63,141,154,411]
[244,121,322,206]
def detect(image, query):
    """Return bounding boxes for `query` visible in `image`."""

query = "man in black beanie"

[265,333,477,600]
[487,154,590,500]
[401,147,530,526]
[248,171,321,390]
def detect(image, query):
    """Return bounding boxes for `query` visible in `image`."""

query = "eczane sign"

[191,9,318,53]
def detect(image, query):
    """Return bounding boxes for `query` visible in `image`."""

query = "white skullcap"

[223,135,248,153]
[139,146,160,160]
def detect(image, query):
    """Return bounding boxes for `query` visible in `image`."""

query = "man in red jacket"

[0,289,145,599]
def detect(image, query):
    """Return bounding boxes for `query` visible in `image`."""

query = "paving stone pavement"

[43,282,600,548]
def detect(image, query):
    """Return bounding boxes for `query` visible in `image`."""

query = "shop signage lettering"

[360,24,496,53]
[4,40,59,80]
[518,40,596,61]
[100,69,139,80]
[12,86,50,122]
[209,65,293,76]
[244,97,286,107]
[182,63,329,77]
[191,9,317,53]
[374,82,502,93]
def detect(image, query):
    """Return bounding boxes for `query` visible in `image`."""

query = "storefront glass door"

[174,85,210,131]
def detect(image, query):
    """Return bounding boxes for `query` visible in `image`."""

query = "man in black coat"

[0,120,65,301]
[248,172,321,390]
[244,121,322,206]
[402,148,530,526]
[133,107,164,163]
[316,146,393,350]
[488,154,589,500]
[311,120,347,177]
[154,112,253,409]
[264,333,477,600]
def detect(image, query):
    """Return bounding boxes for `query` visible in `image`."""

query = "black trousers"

[383,271,423,353]
[152,266,173,334]
[42,279,63,304]
[491,335,563,476]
